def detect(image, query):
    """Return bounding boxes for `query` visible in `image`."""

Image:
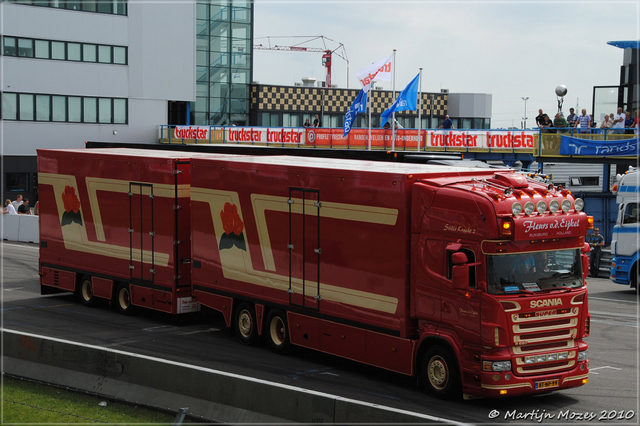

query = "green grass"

[2,375,177,424]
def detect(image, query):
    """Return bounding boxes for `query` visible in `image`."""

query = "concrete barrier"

[2,214,39,243]
[2,329,461,424]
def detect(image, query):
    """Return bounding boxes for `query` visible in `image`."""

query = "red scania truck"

[38,148,591,399]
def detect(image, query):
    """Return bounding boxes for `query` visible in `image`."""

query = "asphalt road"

[2,241,638,424]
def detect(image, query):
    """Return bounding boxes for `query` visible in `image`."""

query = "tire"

[420,345,461,400]
[78,276,96,306]
[234,302,259,346]
[114,282,135,315]
[265,309,290,354]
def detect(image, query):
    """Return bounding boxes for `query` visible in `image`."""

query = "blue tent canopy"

[607,40,640,49]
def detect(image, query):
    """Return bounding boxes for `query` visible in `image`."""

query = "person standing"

[624,111,634,134]
[313,114,322,128]
[600,114,613,130]
[566,108,578,128]
[11,194,23,211]
[303,118,310,128]
[535,109,545,127]
[553,113,568,133]
[612,107,625,134]
[574,109,591,134]
[438,115,454,130]
[588,227,605,277]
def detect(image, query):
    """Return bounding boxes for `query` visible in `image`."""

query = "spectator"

[612,107,625,134]
[566,108,578,128]
[600,114,613,130]
[313,114,322,128]
[11,194,23,211]
[3,199,17,215]
[303,118,310,128]
[634,110,640,134]
[574,109,591,133]
[438,115,455,130]
[535,109,546,127]
[553,113,568,133]
[18,198,32,215]
[540,114,553,133]
[624,111,634,134]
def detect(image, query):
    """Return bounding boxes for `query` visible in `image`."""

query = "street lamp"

[521,97,529,129]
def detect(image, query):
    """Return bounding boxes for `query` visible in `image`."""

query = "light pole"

[521,97,529,129]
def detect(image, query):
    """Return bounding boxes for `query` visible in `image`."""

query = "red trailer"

[38,148,591,399]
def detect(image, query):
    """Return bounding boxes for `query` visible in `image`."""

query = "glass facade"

[194,1,252,126]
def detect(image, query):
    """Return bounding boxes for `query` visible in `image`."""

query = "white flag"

[356,54,393,92]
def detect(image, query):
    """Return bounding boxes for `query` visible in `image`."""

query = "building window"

[18,38,34,57]
[2,93,18,120]
[35,95,50,121]
[3,35,126,65]
[35,40,50,59]
[5,173,30,193]
[52,96,66,122]
[19,94,34,121]
[9,0,127,15]
[2,92,127,124]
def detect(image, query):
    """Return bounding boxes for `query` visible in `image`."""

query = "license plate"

[535,379,559,390]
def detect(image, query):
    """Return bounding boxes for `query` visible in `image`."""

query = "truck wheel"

[266,309,290,354]
[115,283,135,315]
[234,302,258,346]
[420,345,461,399]
[78,276,96,306]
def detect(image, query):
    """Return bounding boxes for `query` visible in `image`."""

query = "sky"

[252,1,639,129]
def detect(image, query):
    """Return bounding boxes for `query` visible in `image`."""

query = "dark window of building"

[6,173,29,193]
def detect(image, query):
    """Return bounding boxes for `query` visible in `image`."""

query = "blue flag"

[380,73,420,127]
[343,88,368,137]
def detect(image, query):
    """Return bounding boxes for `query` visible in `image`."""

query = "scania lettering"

[38,148,591,400]
[610,167,639,289]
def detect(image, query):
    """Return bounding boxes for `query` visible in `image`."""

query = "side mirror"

[582,254,589,280]
[452,252,468,265]
[452,265,470,290]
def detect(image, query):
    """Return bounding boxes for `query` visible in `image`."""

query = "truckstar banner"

[559,135,639,156]
[174,126,305,144]
[306,129,538,150]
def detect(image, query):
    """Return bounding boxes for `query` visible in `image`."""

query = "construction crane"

[254,36,349,88]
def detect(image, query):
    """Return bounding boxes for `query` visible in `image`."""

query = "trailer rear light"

[587,216,594,229]
[482,360,512,372]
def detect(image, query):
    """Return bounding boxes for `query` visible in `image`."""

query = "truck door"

[288,187,320,311]
[441,241,481,344]
[174,161,191,289]
[129,182,155,283]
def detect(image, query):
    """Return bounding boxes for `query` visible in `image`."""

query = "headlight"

[549,200,559,213]
[511,202,523,216]
[483,360,512,372]
[574,198,585,212]
[524,201,535,215]
[578,350,588,362]
[561,199,571,213]
[536,200,547,214]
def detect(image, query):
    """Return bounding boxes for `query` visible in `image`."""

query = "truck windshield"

[486,249,583,295]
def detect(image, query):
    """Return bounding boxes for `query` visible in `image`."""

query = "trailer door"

[129,182,155,282]
[288,187,320,311]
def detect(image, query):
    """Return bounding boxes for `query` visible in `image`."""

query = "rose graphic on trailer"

[60,185,83,227]
[218,202,246,251]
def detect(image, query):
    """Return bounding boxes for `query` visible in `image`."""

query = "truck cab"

[610,167,639,289]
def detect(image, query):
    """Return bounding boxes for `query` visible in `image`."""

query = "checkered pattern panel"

[251,85,448,116]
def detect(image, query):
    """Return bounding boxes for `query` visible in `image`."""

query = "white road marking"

[589,366,622,375]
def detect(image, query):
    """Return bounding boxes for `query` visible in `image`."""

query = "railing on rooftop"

[158,125,638,159]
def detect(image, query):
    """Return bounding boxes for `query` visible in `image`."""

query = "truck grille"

[509,305,581,376]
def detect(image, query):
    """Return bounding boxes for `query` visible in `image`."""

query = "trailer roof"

[37,148,237,160]
[200,155,499,177]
